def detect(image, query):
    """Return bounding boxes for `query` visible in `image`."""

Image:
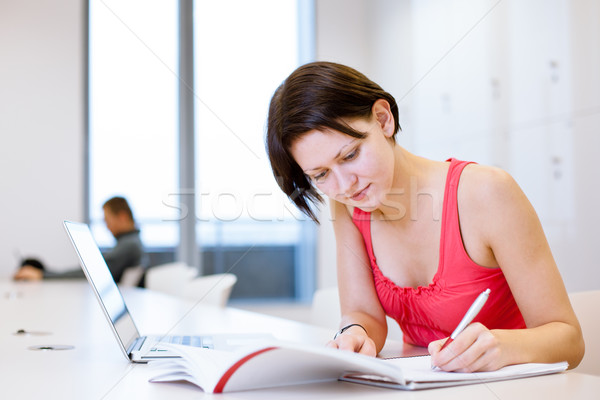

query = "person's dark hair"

[103,196,135,222]
[266,61,400,222]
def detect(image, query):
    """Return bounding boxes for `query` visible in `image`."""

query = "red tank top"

[352,158,526,346]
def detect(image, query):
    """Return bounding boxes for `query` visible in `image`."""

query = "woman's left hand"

[428,323,506,372]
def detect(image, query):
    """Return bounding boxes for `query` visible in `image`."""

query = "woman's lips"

[350,184,370,201]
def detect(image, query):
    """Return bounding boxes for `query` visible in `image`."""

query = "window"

[88,0,178,248]
[89,0,315,301]
[193,1,314,300]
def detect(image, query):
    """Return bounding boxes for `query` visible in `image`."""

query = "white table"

[1,280,598,399]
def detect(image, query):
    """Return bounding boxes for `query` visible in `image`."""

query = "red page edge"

[213,347,278,393]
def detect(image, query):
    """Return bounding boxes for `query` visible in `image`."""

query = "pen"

[440,288,491,351]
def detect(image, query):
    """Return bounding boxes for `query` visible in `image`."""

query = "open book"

[148,341,568,393]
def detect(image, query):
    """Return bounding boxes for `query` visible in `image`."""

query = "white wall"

[314,0,600,292]
[0,0,85,276]
[562,0,600,291]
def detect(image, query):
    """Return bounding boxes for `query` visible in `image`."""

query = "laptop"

[63,220,270,363]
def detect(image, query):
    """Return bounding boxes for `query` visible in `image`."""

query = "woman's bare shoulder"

[459,163,537,246]
[459,163,521,205]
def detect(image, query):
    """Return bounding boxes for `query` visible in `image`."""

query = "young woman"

[266,61,584,372]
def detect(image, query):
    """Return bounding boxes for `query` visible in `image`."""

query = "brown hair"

[103,196,135,222]
[266,61,400,222]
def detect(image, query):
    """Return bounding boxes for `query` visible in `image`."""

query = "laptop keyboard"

[148,335,214,352]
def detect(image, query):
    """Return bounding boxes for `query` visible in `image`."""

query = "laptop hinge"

[128,336,146,357]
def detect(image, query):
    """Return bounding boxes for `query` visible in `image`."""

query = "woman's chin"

[353,201,379,212]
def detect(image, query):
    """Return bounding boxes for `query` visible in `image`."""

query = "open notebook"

[149,341,568,393]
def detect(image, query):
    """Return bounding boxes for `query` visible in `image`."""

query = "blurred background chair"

[144,262,197,296]
[118,265,145,287]
[311,286,340,330]
[569,290,600,376]
[181,273,237,307]
[311,286,403,341]
[145,262,237,307]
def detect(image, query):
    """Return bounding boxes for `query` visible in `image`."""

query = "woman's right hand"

[326,325,377,356]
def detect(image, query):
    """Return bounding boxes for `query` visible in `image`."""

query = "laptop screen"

[63,221,140,357]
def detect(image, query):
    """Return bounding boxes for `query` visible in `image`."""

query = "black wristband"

[334,323,367,340]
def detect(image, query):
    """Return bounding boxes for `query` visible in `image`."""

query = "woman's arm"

[325,199,388,355]
[430,165,584,371]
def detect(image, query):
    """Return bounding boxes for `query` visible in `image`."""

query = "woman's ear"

[372,99,395,138]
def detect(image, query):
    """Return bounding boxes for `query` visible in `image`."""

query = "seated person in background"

[14,196,145,283]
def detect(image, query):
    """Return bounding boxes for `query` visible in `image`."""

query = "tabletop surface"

[1,279,598,399]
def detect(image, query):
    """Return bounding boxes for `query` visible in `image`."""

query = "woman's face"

[290,115,396,211]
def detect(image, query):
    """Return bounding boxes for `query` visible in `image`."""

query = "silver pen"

[440,288,491,351]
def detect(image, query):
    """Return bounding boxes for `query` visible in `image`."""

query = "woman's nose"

[335,169,358,197]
